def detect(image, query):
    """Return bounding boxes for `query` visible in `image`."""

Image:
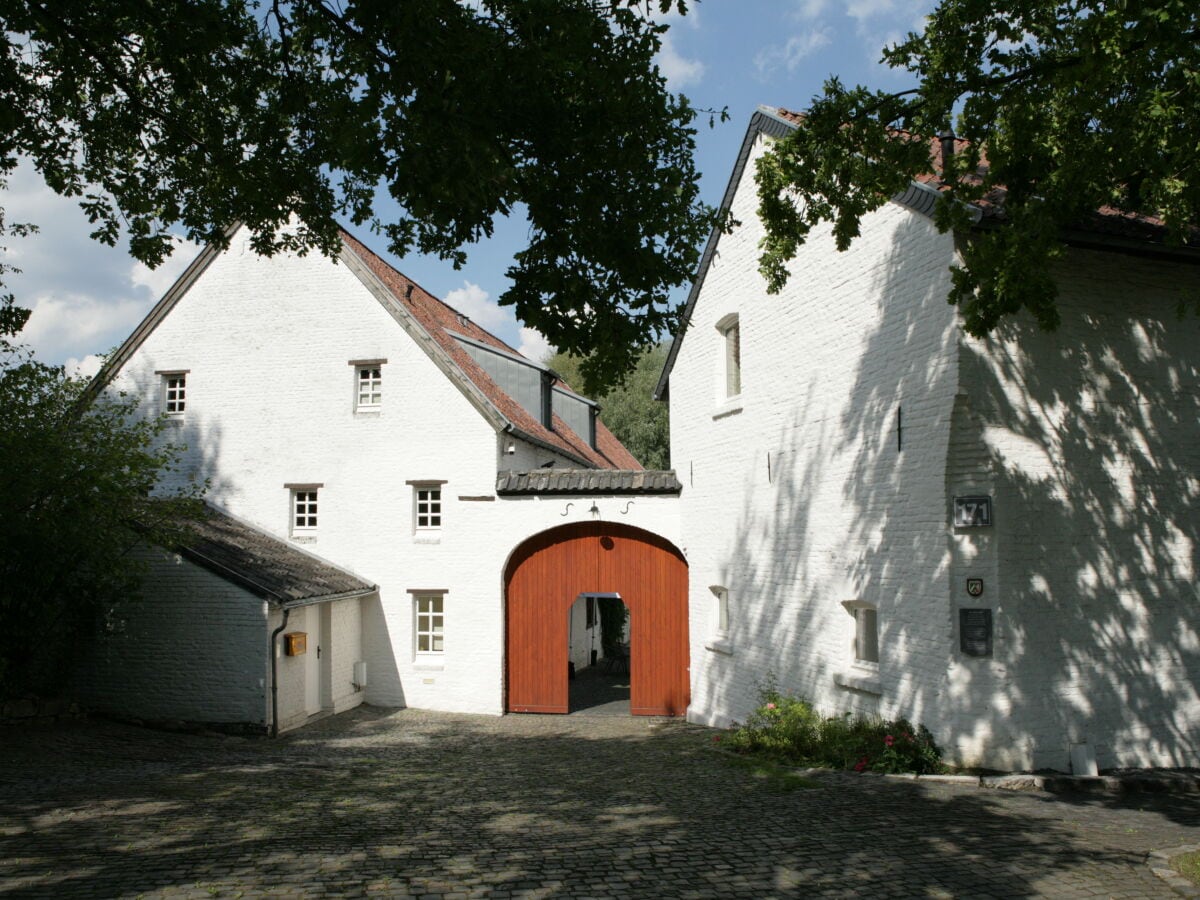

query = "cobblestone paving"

[2,707,1199,898]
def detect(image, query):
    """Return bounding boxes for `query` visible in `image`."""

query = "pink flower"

[713,735,722,743]
[765,702,777,710]
[885,735,895,747]
[853,757,869,773]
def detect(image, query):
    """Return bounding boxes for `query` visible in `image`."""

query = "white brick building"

[658,107,1200,772]
[84,225,684,733]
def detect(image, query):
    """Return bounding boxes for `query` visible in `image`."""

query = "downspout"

[269,607,290,738]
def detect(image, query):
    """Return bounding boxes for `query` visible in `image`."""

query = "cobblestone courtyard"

[3,706,1199,898]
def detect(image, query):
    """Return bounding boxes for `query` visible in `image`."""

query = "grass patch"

[721,754,820,792]
[1171,850,1200,886]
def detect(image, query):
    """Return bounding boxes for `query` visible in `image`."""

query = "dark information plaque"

[960,609,993,657]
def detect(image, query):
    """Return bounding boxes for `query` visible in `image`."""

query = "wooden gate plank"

[505,523,688,717]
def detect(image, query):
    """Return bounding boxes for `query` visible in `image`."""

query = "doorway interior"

[568,593,630,715]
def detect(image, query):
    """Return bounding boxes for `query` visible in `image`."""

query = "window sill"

[290,535,317,545]
[834,670,882,695]
[712,397,743,420]
[163,416,185,425]
[413,535,442,545]
[705,636,734,656]
[354,409,382,417]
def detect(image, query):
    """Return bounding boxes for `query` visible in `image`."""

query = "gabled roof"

[171,503,376,607]
[337,231,640,470]
[655,105,1200,401]
[90,224,641,471]
[772,106,1200,250]
[496,468,681,496]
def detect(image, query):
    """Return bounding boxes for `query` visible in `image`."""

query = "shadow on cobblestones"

[2,707,1198,898]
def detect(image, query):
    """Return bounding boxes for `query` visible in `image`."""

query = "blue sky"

[4,0,931,375]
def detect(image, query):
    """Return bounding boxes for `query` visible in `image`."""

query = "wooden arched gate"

[505,522,689,716]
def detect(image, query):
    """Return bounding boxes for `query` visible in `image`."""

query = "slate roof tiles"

[171,504,376,606]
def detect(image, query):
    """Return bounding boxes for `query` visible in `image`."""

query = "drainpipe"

[269,607,290,738]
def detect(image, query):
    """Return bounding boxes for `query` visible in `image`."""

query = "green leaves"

[1,0,715,389]
[755,0,1200,336]
[0,324,204,697]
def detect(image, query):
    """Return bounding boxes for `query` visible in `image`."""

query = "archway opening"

[505,521,689,716]
[568,593,630,715]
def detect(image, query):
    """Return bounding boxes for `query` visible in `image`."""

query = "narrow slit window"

[715,314,741,400]
[855,607,879,664]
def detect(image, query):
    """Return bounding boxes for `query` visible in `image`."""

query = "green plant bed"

[1171,850,1200,886]
[721,684,943,775]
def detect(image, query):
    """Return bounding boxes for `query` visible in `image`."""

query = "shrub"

[723,686,942,775]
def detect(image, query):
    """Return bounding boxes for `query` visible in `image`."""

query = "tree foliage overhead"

[547,342,670,469]
[0,297,203,698]
[1,0,718,390]
[756,0,1200,336]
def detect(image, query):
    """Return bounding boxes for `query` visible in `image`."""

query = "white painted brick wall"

[75,546,269,726]
[671,130,1200,771]
[671,134,961,740]
[950,248,1200,770]
[107,230,683,721]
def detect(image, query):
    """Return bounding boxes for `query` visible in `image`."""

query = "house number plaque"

[954,495,993,527]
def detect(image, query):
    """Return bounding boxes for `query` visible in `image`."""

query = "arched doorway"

[505,522,689,716]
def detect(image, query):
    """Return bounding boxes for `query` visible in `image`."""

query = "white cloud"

[443,280,511,333]
[845,0,897,22]
[790,0,830,19]
[441,281,552,361]
[130,237,202,298]
[65,354,105,379]
[517,327,555,364]
[754,27,834,77]
[21,291,152,364]
[657,34,705,88]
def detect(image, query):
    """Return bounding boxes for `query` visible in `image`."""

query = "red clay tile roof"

[339,230,642,470]
[772,107,1194,246]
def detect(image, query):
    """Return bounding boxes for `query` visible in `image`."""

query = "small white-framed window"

[285,483,323,536]
[157,370,188,417]
[409,481,445,531]
[349,358,386,411]
[414,593,445,655]
[705,585,733,654]
[715,313,741,399]
[841,600,879,665]
[855,607,879,663]
[712,586,729,637]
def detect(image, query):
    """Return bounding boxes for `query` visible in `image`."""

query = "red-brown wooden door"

[505,522,689,716]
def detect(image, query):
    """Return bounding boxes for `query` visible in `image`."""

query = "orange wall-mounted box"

[284,632,307,656]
